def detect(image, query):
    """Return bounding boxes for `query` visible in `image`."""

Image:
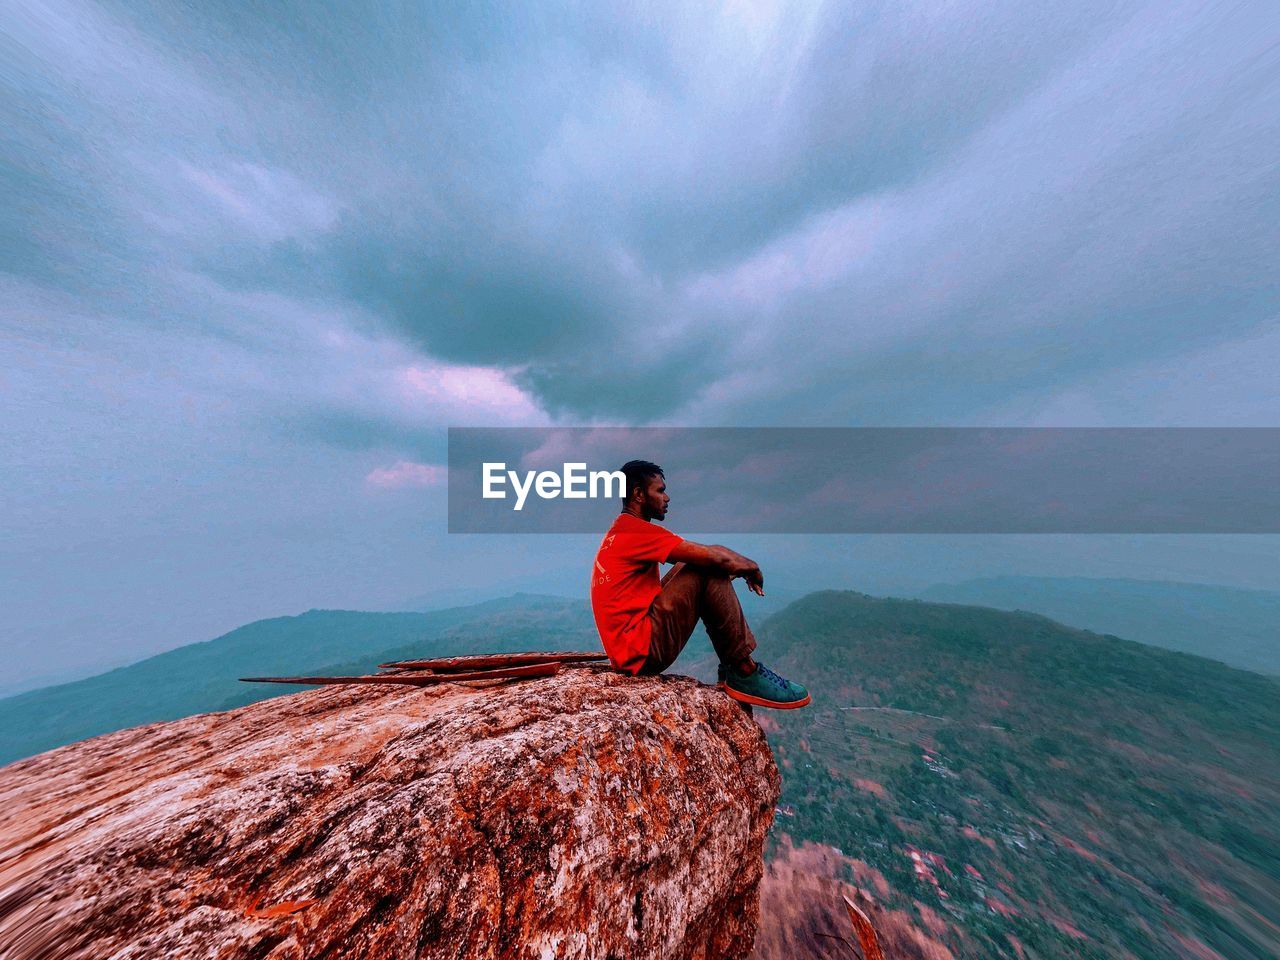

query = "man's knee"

[676,564,729,586]
[657,566,736,622]
[700,573,745,615]
[660,564,723,601]
[701,570,736,594]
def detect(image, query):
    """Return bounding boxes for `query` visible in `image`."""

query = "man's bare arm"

[666,540,765,596]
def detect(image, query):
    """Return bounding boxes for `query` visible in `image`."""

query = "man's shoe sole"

[719,682,812,710]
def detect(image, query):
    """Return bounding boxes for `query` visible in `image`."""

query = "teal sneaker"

[720,661,811,709]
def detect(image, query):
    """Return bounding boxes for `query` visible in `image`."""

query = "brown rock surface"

[0,666,779,959]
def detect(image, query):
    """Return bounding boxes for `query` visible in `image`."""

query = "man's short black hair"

[620,460,664,501]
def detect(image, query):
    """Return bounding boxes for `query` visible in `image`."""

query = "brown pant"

[639,563,758,675]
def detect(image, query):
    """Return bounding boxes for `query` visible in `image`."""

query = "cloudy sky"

[3,0,1278,692]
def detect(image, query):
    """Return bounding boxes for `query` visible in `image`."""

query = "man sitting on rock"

[590,459,811,709]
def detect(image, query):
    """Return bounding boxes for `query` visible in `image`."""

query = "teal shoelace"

[755,663,789,690]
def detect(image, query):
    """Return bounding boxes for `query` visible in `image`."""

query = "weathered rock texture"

[0,666,779,959]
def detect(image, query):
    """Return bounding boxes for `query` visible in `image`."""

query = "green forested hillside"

[920,576,1280,675]
[759,591,1280,959]
[0,594,593,766]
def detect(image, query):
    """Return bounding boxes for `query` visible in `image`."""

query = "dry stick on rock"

[240,662,562,686]
[379,652,606,671]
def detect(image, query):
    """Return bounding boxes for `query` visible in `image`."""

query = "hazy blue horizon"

[7,558,1280,700]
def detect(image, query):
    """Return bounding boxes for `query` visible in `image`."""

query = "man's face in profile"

[639,475,670,522]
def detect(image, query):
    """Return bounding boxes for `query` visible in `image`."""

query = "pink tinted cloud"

[398,364,534,415]
[364,460,446,490]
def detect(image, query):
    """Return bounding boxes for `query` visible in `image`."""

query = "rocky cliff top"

[0,665,779,960]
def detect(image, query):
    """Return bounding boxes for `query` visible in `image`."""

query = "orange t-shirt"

[589,513,685,674]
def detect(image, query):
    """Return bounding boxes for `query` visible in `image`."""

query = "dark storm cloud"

[16,0,1229,421]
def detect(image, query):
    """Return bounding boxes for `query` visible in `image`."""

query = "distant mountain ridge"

[0,595,597,766]
[919,575,1280,674]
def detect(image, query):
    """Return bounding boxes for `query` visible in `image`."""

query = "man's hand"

[667,540,765,596]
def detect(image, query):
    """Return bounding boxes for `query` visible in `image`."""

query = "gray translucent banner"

[447,427,1280,534]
